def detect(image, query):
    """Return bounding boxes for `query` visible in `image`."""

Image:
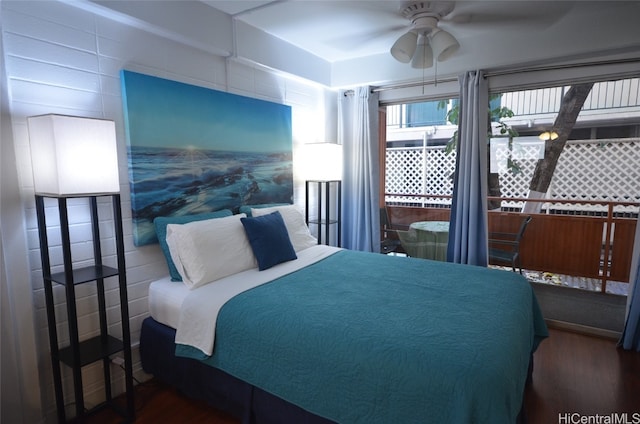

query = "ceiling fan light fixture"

[411,34,433,69]
[430,28,459,62]
[390,31,418,63]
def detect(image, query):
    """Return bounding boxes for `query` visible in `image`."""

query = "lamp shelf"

[49,265,119,286]
[57,334,123,368]
[305,180,342,247]
[36,194,134,423]
[308,218,339,226]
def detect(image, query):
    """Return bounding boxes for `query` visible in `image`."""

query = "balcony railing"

[387,77,640,128]
[385,195,638,294]
[504,78,640,117]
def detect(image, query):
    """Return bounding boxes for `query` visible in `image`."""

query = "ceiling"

[200,0,407,62]
[89,1,640,88]
[201,1,577,63]
[198,1,640,87]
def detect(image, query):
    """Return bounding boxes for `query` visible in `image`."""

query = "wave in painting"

[128,145,293,245]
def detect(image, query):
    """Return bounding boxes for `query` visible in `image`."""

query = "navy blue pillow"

[154,210,233,281]
[241,211,297,271]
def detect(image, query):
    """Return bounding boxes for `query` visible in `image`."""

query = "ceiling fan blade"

[325,24,407,51]
[443,2,574,28]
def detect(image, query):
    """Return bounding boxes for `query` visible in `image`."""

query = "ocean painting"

[120,70,293,246]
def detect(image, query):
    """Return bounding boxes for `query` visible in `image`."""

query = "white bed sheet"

[148,276,190,329]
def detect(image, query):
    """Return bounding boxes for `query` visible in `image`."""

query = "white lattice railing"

[386,145,456,206]
[386,138,640,214]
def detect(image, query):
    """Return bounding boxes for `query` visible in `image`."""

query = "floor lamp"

[28,114,135,422]
[302,142,342,246]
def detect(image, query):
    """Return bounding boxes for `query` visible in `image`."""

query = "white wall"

[1,3,43,421]
[0,1,337,421]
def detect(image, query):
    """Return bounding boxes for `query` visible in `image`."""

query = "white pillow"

[166,213,257,289]
[251,205,317,252]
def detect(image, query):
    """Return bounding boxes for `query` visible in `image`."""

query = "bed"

[140,205,548,423]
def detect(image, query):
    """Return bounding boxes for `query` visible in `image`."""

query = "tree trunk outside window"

[523,82,594,213]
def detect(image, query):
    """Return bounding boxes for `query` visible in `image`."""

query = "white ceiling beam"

[233,21,332,87]
[80,0,233,57]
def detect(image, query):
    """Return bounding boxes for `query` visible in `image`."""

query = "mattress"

[147,276,189,329]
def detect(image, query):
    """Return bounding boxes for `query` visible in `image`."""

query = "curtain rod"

[371,56,640,93]
[372,76,458,93]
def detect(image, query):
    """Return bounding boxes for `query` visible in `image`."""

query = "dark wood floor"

[91,327,640,423]
[524,327,640,422]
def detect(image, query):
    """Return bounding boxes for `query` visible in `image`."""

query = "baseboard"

[545,318,622,340]
[530,282,626,333]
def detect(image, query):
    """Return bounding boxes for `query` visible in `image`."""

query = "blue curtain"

[620,214,640,351]
[339,87,380,252]
[446,70,489,266]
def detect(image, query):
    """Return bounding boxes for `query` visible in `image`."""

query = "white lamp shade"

[27,114,120,196]
[430,29,460,62]
[390,31,418,63]
[301,142,342,181]
[411,34,433,69]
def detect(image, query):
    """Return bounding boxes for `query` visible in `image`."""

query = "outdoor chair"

[488,215,532,274]
[380,207,404,254]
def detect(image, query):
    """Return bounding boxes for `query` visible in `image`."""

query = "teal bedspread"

[177,250,548,423]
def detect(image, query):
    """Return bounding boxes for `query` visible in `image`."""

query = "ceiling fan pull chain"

[434,59,438,87]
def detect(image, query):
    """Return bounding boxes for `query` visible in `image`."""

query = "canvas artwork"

[121,70,293,246]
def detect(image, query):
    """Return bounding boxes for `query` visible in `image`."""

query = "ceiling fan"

[390,1,575,69]
[390,1,460,69]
